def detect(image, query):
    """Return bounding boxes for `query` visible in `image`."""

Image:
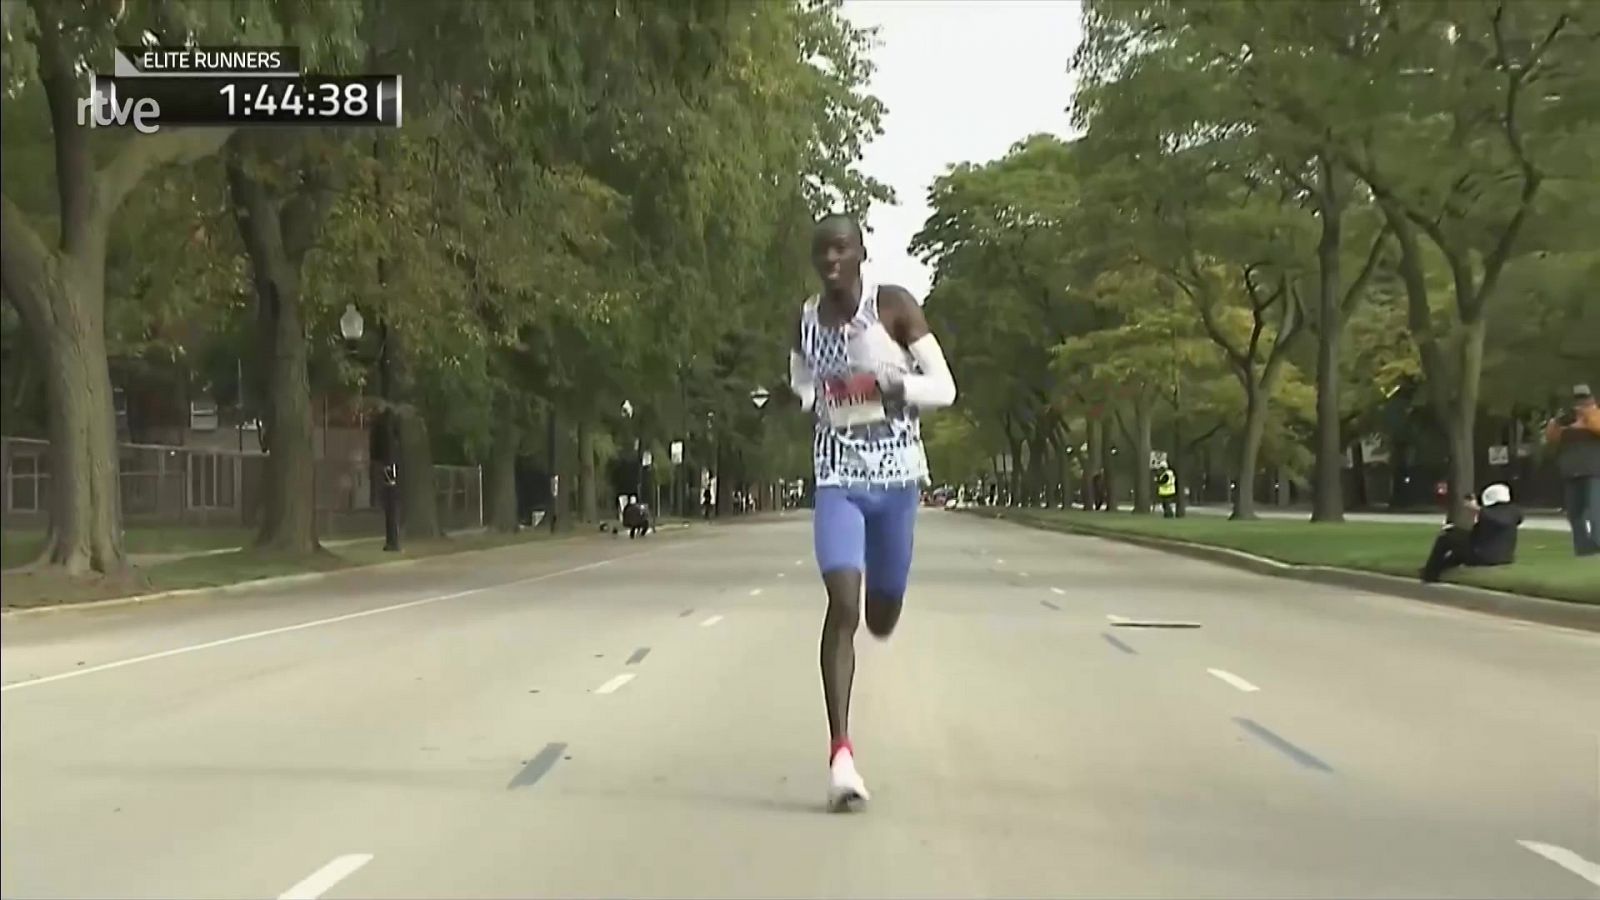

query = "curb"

[964,510,1600,633]
[0,526,691,619]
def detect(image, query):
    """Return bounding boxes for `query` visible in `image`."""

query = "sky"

[839,0,1083,301]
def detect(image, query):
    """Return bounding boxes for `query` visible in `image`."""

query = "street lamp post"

[749,387,770,510]
[340,303,401,552]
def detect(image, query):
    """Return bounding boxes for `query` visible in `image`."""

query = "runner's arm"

[879,286,956,409]
[790,311,816,412]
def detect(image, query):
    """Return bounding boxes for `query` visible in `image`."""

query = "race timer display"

[89,45,401,129]
[100,75,401,127]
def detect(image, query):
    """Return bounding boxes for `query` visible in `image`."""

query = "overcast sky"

[839,0,1083,300]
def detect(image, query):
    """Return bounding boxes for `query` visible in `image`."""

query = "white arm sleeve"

[899,334,956,409]
[789,351,816,412]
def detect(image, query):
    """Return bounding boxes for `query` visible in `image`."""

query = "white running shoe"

[828,748,870,812]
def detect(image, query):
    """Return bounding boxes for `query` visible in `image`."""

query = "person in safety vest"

[1156,464,1177,518]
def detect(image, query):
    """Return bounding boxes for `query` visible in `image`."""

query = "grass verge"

[0,527,570,611]
[975,508,1598,605]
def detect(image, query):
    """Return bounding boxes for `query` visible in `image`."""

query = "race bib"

[823,373,887,429]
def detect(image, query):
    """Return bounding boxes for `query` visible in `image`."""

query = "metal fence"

[1,436,482,537]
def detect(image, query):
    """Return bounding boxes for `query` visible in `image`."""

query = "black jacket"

[1469,503,1522,567]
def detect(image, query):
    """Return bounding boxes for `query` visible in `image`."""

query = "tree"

[0,0,270,574]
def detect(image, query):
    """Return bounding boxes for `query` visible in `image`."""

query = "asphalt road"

[3,514,1597,899]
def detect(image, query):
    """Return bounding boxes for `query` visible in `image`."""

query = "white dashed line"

[1019,571,1030,578]
[749,588,763,597]
[700,614,724,627]
[1207,668,1261,693]
[278,854,374,900]
[1107,614,1129,624]
[2,556,631,693]
[1051,587,1066,596]
[595,673,636,695]
[794,559,803,567]
[1517,841,1600,887]
[777,572,785,579]
[995,558,1006,565]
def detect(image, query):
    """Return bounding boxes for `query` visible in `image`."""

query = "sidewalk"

[1182,504,1567,532]
[128,527,489,566]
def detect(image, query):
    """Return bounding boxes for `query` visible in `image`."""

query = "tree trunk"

[1311,159,1346,523]
[28,265,126,573]
[1444,315,1487,527]
[251,274,318,553]
[1085,417,1103,510]
[488,406,519,533]
[1233,386,1269,520]
[1100,426,1120,512]
[397,406,439,539]
[577,420,598,523]
[1351,438,1369,510]
[227,156,319,555]
[1132,399,1154,515]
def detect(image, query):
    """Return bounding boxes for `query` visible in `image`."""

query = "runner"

[788,213,958,811]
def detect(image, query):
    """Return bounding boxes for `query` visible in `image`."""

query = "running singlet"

[798,283,929,488]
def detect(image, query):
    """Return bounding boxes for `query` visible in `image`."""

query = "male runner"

[788,213,957,811]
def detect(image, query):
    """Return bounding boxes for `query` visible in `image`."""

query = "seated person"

[1420,483,1522,583]
[622,499,652,538]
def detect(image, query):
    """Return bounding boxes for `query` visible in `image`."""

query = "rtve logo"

[76,80,160,134]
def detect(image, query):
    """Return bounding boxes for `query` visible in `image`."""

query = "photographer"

[1419,484,1523,583]
[1543,384,1600,557]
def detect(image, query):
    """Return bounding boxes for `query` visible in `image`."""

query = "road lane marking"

[1234,718,1332,773]
[1,555,640,693]
[1019,571,1030,578]
[595,673,636,695]
[508,742,567,790]
[1102,633,1137,655]
[1208,668,1261,692]
[1040,599,1060,611]
[700,614,724,627]
[995,558,1006,565]
[278,854,374,900]
[625,647,650,665]
[749,588,764,597]
[777,572,786,579]
[1051,587,1066,596]
[794,559,803,566]
[1517,841,1600,888]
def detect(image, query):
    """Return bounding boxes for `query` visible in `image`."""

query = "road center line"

[278,854,374,900]
[1051,587,1066,596]
[595,673,636,695]
[1517,840,1600,887]
[1208,668,1261,692]
[749,588,764,597]
[700,614,724,627]
[2,554,635,694]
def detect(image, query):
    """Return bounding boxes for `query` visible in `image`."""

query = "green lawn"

[1,526,260,570]
[0,527,572,610]
[980,508,1598,605]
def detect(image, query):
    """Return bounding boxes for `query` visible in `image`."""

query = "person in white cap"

[1419,482,1523,583]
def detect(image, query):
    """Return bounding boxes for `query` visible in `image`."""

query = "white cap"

[1481,483,1512,506]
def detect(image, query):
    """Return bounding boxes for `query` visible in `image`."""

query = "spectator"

[1544,383,1600,557]
[1419,483,1523,583]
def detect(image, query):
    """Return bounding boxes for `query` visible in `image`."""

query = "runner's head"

[811,213,865,294]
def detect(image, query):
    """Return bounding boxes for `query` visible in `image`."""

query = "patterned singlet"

[798,282,929,488]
